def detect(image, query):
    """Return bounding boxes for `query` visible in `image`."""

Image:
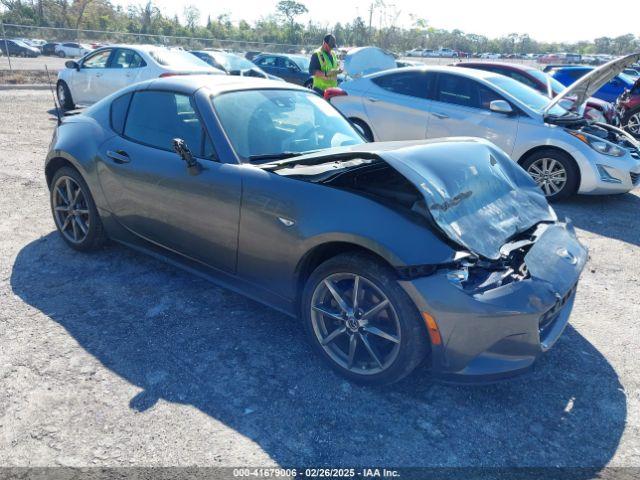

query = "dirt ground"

[0,89,639,470]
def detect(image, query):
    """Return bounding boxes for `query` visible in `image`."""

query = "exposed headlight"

[567,130,625,157]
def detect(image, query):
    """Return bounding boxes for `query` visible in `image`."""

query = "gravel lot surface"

[0,90,639,470]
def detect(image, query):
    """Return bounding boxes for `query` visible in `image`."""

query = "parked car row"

[330,53,640,201]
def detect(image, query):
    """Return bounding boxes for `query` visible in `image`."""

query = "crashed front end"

[398,220,586,382]
[376,139,588,382]
[267,138,588,382]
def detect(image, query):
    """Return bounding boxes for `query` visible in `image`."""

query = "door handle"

[432,112,449,119]
[367,97,379,103]
[106,150,130,164]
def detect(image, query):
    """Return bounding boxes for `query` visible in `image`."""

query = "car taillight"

[324,87,347,101]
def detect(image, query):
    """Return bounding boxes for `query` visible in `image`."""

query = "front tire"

[56,81,75,111]
[521,149,579,201]
[50,167,107,251]
[301,252,429,385]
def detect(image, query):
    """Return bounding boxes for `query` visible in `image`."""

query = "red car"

[456,62,617,124]
[616,78,640,137]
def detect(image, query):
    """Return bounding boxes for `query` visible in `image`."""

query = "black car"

[0,39,40,57]
[252,53,312,87]
[42,42,60,56]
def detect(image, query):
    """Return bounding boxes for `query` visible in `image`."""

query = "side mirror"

[172,138,202,175]
[489,100,514,114]
[65,60,79,70]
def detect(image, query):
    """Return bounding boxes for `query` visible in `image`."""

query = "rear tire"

[50,167,107,252]
[57,50,66,58]
[56,81,75,111]
[521,149,579,202]
[301,252,429,385]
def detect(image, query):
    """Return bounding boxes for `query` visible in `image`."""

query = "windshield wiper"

[248,152,305,162]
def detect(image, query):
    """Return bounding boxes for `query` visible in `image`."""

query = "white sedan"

[55,42,93,58]
[56,44,223,109]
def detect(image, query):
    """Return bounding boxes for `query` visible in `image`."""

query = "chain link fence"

[1,22,315,70]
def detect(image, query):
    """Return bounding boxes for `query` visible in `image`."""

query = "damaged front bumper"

[399,222,587,384]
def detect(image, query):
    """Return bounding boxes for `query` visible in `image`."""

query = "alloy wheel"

[626,112,640,135]
[527,157,567,196]
[310,273,401,375]
[52,175,90,244]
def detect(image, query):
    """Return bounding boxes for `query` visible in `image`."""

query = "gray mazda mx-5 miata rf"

[45,75,587,385]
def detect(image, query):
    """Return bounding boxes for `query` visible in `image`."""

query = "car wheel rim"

[626,113,640,135]
[57,85,65,104]
[310,273,401,375]
[527,157,567,197]
[52,176,90,244]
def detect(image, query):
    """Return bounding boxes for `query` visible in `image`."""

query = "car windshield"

[148,48,210,68]
[487,75,568,116]
[13,40,29,47]
[526,68,567,95]
[212,89,365,161]
[214,52,257,71]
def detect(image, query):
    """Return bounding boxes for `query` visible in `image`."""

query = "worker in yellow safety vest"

[309,33,341,95]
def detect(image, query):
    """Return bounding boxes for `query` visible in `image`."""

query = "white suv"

[56,44,223,109]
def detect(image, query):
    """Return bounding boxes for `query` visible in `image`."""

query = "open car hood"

[544,52,640,115]
[265,138,556,260]
[343,46,397,78]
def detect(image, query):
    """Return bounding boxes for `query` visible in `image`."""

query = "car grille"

[539,285,576,337]
[631,171,640,186]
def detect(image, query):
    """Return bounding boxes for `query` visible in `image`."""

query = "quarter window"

[372,72,432,99]
[123,91,216,160]
[110,92,132,135]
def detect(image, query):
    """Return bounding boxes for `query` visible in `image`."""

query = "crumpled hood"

[268,138,556,259]
[544,52,640,115]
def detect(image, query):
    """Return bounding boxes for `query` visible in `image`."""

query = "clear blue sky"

[114,0,639,43]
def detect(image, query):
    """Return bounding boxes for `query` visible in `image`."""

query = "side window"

[256,56,277,67]
[123,91,216,160]
[283,58,299,70]
[82,50,111,69]
[506,71,539,90]
[110,92,132,134]
[112,49,146,69]
[477,84,504,110]
[435,73,477,108]
[372,72,432,99]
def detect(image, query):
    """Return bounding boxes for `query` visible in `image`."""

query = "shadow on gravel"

[554,192,640,247]
[11,232,626,469]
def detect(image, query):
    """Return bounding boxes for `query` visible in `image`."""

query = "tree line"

[1,0,639,55]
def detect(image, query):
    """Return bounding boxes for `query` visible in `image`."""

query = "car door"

[71,49,113,104]
[100,48,147,97]
[97,90,242,273]
[362,70,434,141]
[427,73,520,155]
